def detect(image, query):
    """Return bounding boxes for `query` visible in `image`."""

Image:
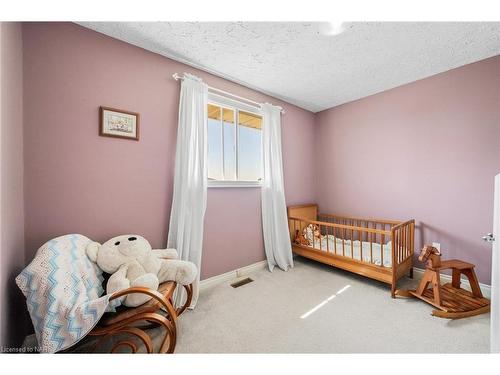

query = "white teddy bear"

[86,234,197,307]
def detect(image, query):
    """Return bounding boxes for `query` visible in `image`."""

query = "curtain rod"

[172,73,285,114]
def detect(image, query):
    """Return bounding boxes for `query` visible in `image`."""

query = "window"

[207,94,263,187]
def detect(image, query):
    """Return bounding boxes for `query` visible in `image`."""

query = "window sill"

[208,180,262,188]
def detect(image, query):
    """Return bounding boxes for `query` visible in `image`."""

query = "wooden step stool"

[399,245,490,319]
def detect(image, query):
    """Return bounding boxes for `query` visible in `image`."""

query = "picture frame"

[99,106,140,141]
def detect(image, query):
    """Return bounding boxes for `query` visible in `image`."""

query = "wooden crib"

[288,204,415,297]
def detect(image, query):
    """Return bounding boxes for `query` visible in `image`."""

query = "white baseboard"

[200,260,268,291]
[413,267,491,299]
[198,262,492,299]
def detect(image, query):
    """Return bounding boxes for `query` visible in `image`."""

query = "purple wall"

[22,23,317,280]
[0,22,27,347]
[5,22,500,347]
[315,56,500,284]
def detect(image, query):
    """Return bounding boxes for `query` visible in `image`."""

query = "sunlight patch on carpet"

[300,285,351,319]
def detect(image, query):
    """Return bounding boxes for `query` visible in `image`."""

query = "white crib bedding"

[309,235,393,268]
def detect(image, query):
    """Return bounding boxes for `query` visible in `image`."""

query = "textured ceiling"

[78,22,500,112]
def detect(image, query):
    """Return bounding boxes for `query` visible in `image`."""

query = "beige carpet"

[174,257,490,353]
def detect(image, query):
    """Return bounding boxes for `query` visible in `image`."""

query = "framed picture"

[99,106,140,140]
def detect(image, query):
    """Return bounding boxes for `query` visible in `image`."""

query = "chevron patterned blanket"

[16,234,114,353]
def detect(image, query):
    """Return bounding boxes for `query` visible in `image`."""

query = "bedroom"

[1,0,500,372]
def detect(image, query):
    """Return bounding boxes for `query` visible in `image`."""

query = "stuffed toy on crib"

[294,223,324,245]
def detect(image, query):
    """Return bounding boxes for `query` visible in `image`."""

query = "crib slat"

[292,219,296,242]
[352,219,355,260]
[407,224,410,259]
[396,227,399,263]
[381,225,385,266]
[410,222,415,255]
[398,226,401,263]
[407,225,410,259]
[398,228,402,263]
[396,230,402,264]
[325,224,329,253]
[410,222,415,258]
[293,219,296,243]
[342,225,345,257]
[319,224,323,252]
[351,220,354,248]
[351,223,354,260]
[401,225,408,261]
[298,219,302,244]
[401,226,408,261]
[316,223,320,251]
[398,228,404,263]
[370,221,373,263]
[405,225,408,259]
[397,229,400,264]
[315,222,319,250]
[366,221,369,242]
[326,227,333,251]
[402,227,405,262]
[362,221,366,261]
[392,229,396,264]
[296,219,300,244]
[402,225,405,260]
[404,224,407,259]
[393,226,396,263]
[403,226,406,261]
[334,226,337,255]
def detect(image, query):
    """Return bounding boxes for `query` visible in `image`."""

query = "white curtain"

[261,103,294,271]
[167,73,208,308]
[491,173,500,352]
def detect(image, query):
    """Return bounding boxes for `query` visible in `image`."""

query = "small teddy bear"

[302,224,323,245]
[294,229,310,246]
[86,234,197,307]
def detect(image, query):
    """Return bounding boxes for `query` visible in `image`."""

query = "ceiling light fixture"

[320,21,345,36]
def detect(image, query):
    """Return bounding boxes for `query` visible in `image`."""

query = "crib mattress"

[308,235,392,268]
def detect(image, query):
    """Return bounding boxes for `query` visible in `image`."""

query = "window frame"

[207,92,263,188]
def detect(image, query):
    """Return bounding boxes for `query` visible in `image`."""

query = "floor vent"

[231,277,254,288]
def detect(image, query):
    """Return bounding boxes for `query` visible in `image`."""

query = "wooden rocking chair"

[398,245,490,319]
[70,282,193,353]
